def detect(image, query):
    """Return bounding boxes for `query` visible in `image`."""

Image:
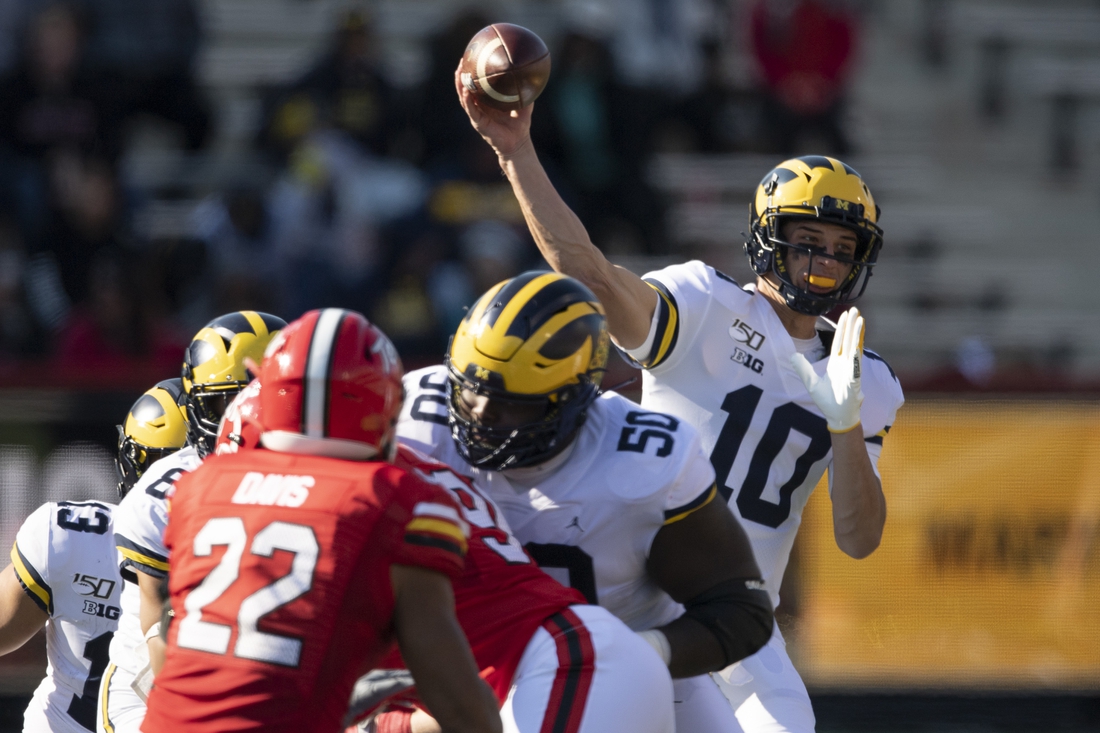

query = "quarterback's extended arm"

[790,308,886,558]
[0,564,48,656]
[391,565,501,733]
[454,66,657,349]
[645,494,773,678]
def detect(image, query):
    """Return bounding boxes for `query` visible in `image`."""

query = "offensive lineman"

[100,311,285,733]
[0,378,186,732]
[456,73,904,731]
[144,309,501,733]
[399,272,774,731]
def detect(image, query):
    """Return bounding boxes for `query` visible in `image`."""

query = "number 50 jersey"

[399,365,718,633]
[633,261,905,608]
[11,501,121,733]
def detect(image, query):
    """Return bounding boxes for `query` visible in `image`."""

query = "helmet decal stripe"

[206,312,257,336]
[505,277,600,340]
[304,309,346,438]
[481,270,554,328]
[794,155,837,172]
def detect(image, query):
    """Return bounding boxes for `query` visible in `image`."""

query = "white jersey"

[398,365,717,632]
[11,501,121,733]
[631,261,905,607]
[108,447,201,679]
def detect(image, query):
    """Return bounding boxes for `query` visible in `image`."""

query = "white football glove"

[789,307,864,433]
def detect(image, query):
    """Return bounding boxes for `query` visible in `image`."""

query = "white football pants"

[502,604,674,733]
[681,627,815,733]
[96,664,146,733]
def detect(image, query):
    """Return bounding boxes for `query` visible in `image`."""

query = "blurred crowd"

[0,0,860,378]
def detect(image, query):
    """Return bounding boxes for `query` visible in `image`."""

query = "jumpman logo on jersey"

[565,516,584,533]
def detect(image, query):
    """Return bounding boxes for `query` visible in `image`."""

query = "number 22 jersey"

[11,501,121,733]
[143,449,469,732]
[631,261,905,607]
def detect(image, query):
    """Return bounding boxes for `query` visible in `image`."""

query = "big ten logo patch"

[732,347,764,374]
[729,319,765,351]
[82,600,121,620]
[72,573,116,599]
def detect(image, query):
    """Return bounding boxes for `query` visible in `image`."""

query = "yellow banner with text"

[792,399,1100,690]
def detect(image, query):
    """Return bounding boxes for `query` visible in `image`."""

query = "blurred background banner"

[794,398,1100,691]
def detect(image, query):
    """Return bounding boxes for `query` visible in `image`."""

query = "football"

[459,23,551,111]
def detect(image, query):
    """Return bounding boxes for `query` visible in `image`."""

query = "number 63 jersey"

[11,501,121,733]
[399,365,717,633]
[634,261,905,608]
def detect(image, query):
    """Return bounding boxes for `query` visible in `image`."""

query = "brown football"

[459,23,551,111]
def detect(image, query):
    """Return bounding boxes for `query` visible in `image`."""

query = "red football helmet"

[259,309,404,460]
[214,379,264,455]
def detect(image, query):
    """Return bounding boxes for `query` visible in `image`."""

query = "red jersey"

[143,449,469,733]
[382,446,585,702]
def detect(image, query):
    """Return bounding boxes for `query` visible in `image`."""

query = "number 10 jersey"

[632,261,905,608]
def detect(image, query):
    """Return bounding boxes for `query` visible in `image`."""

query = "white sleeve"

[615,261,713,371]
[11,503,57,615]
[115,482,171,579]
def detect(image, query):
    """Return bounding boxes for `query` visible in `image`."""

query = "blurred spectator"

[267,131,426,318]
[532,29,665,253]
[40,154,127,307]
[261,11,398,162]
[370,227,449,361]
[81,0,210,149]
[955,336,996,387]
[417,9,491,167]
[0,3,117,247]
[0,213,48,357]
[0,0,48,76]
[459,220,527,299]
[601,0,713,93]
[191,184,280,321]
[671,40,745,153]
[54,248,182,371]
[749,0,857,154]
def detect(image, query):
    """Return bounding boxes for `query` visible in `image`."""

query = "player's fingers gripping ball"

[459,23,551,111]
[789,307,865,433]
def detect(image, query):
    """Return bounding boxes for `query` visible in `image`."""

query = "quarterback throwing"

[456,67,904,733]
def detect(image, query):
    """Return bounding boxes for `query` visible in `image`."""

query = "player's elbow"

[683,577,775,669]
[837,531,881,559]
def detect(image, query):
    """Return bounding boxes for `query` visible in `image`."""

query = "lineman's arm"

[0,564,47,656]
[391,565,501,733]
[646,494,773,678]
[454,66,657,349]
[137,570,167,674]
